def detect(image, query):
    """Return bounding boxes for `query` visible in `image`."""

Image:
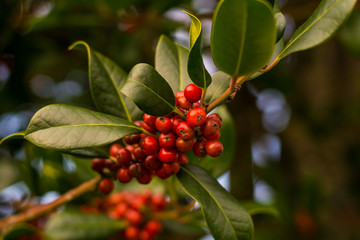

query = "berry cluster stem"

[0,175,101,233]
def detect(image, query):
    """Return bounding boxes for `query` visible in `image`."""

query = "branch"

[0,175,101,233]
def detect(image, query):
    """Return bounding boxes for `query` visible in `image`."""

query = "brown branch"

[0,175,101,233]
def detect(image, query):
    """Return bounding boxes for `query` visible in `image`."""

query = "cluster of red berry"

[81,190,167,240]
[93,84,224,190]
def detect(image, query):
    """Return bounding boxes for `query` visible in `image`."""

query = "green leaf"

[275,12,286,42]
[185,11,212,89]
[44,211,126,240]
[278,0,357,59]
[241,201,280,217]
[205,72,230,104]
[24,104,141,151]
[3,223,40,240]
[155,35,193,92]
[121,63,176,116]
[0,132,24,145]
[177,165,254,240]
[211,0,276,77]
[69,41,142,122]
[188,105,235,178]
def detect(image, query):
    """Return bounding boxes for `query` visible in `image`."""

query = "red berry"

[114,202,128,218]
[176,137,195,153]
[186,108,207,127]
[126,144,136,154]
[192,102,201,108]
[110,143,122,158]
[207,113,222,127]
[141,136,159,155]
[151,194,167,211]
[98,178,114,195]
[205,140,223,157]
[124,134,141,145]
[117,167,132,183]
[125,209,143,225]
[91,158,105,172]
[139,230,151,240]
[205,130,221,141]
[136,171,152,184]
[156,166,171,179]
[171,117,184,133]
[143,114,156,129]
[133,146,146,160]
[155,116,172,133]
[124,226,140,239]
[193,141,207,157]
[117,148,132,165]
[163,162,180,175]
[201,119,220,137]
[158,148,178,163]
[176,122,194,140]
[184,84,202,103]
[145,220,162,236]
[177,152,189,164]
[142,122,157,134]
[158,132,176,149]
[143,154,162,171]
[175,91,184,106]
[177,96,192,110]
[129,163,144,177]
[105,159,120,171]
[134,120,144,128]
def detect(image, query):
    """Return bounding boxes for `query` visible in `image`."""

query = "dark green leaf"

[205,72,230,104]
[155,35,193,92]
[3,223,40,240]
[188,105,235,178]
[177,165,254,240]
[44,211,126,240]
[278,0,357,59]
[69,41,142,122]
[121,63,176,116]
[241,201,280,217]
[211,0,276,77]
[185,11,212,89]
[24,104,141,151]
[339,11,360,57]
[0,132,24,145]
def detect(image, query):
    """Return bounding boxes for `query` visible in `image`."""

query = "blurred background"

[0,0,360,239]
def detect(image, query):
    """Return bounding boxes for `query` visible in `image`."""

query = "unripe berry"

[141,136,159,155]
[201,119,220,137]
[207,113,222,127]
[176,137,195,153]
[143,154,162,171]
[91,158,105,172]
[193,141,207,157]
[163,162,180,175]
[117,148,131,165]
[184,84,202,103]
[143,114,156,129]
[117,167,132,183]
[98,178,114,195]
[155,116,172,133]
[158,148,178,163]
[205,140,223,157]
[109,143,122,158]
[158,132,176,149]
[176,122,194,140]
[186,108,207,127]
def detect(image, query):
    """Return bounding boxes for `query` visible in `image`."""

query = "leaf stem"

[0,175,101,233]
[259,58,279,72]
[200,87,207,107]
[173,107,185,119]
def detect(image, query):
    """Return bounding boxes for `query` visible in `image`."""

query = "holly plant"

[0,0,356,239]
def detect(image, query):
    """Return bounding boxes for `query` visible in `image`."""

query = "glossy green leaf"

[69,41,142,122]
[241,201,280,217]
[211,0,276,77]
[177,165,254,240]
[275,12,286,42]
[155,35,193,92]
[0,132,24,145]
[121,63,176,116]
[185,11,212,89]
[205,72,230,104]
[24,104,141,151]
[44,211,126,240]
[188,105,235,178]
[278,0,357,59]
